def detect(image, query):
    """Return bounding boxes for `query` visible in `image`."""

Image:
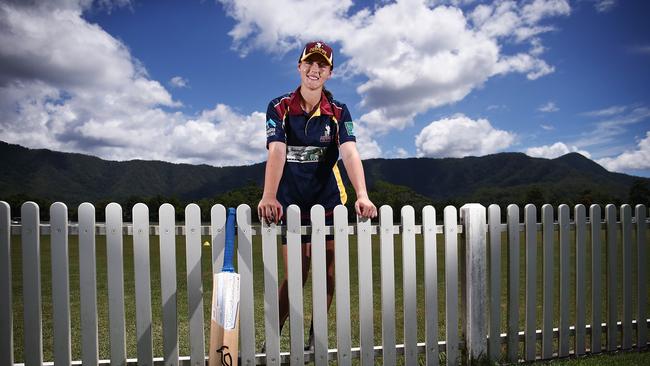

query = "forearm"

[262,142,286,198]
[340,142,369,198]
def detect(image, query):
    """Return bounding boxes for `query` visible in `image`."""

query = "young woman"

[257,41,377,348]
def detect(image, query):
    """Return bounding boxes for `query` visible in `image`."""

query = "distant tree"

[629,180,650,206]
[525,186,545,208]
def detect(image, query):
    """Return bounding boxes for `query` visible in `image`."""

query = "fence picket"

[0,202,12,366]
[559,204,570,357]
[334,205,352,366]
[50,203,71,365]
[506,204,520,363]
[575,204,586,355]
[211,205,226,275]
[236,205,256,365]
[133,203,153,365]
[422,206,438,366]
[636,205,647,349]
[79,203,99,364]
[402,206,417,365]
[261,218,280,365]
[22,202,42,366]
[285,205,305,365]
[606,204,618,351]
[379,205,396,366]
[106,203,127,365]
[590,204,602,353]
[311,205,328,366]
[542,204,554,359]
[159,203,179,365]
[444,206,459,366]
[525,204,537,361]
[185,204,205,366]
[357,215,374,365]
[621,204,632,349]
[488,204,501,361]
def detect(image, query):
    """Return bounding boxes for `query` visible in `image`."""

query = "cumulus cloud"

[0,1,266,166]
[217,0,570,134]
[415,114,515,158]
[169,76,189,88]
[597,132,650,172]
[538,101,558,112]
[525,142,591,159]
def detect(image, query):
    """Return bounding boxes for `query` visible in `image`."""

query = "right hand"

[257,196,283,225]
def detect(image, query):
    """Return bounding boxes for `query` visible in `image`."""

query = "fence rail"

[1,201,649,365]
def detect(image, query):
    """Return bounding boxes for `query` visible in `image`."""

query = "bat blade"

[209,207,239,366]
[209,272,240,366]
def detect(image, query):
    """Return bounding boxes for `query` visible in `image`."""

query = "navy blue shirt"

[266,87,356,216]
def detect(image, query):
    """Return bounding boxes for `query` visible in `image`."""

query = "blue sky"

[1,0,649,177]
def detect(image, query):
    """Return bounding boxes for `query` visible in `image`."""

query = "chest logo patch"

[320,124,332,142]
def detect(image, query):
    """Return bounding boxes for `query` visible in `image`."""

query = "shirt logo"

[320,124,332,142]
[344,121,355,136]
[266,119,276,137]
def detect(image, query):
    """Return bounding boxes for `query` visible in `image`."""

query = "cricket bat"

[209,207,240,366]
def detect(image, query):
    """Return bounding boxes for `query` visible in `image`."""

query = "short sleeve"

[266,100,286,148]
[337,104,356,145]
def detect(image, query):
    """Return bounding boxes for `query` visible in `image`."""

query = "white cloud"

[218,0,570,135]
[592,0,616,13]
[525,142,591,159]
[0,1,266,167]
[581,105,627,117]
[574,105,650,148]
[538,101,558,112]
[415,114,515,158]
[597,132,650,172]
[540,124,555,130]
[169,76,189,88]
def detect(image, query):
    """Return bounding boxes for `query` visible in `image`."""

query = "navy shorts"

[281,211,334,245]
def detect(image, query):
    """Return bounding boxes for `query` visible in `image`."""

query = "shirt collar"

[288,86,333,116]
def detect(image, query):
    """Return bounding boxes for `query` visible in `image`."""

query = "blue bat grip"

[222,207,236,273]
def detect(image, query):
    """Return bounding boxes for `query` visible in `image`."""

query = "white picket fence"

[0,201,648,365]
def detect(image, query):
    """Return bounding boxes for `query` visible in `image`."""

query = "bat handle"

[223,207,236,273]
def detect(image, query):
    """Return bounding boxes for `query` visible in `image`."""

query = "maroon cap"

[299,41,334,68]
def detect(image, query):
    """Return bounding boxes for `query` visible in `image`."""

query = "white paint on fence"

[379,205,396,366]
[422,205,438,366]
[50,202,72,365]
[542,204,554,359]
[261,218,280,366]
[444,205,459,366]
[106,202,127,366]
[506,204,520,363]
[524,204,537,361]
[460,203,488,361]
[311,205,328,366]
[159,203,179,365]
[134,203,153,365]
[185,204,204,366]
[235,205,256,365]
[590,204,603,353]
[487,204,501,362]
[357,214,374,365]
[334,205,352,366]
[1,200,649,366]
[575,204,586,355]
[286,205,305,365]
[0,201,12,366]
[22,202,43,366]
[637,205,648,349]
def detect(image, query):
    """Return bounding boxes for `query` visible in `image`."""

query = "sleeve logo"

[344,121,355,136]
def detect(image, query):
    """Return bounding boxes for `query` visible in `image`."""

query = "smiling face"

[298,54,332,91]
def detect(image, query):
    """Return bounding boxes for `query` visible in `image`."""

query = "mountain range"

[1,140,647,208]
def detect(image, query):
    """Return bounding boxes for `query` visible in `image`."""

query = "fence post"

[460,204,488,362]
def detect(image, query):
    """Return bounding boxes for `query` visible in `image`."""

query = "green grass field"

[8,225,650,364]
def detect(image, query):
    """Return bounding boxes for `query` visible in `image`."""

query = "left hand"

[355,196,377,219]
